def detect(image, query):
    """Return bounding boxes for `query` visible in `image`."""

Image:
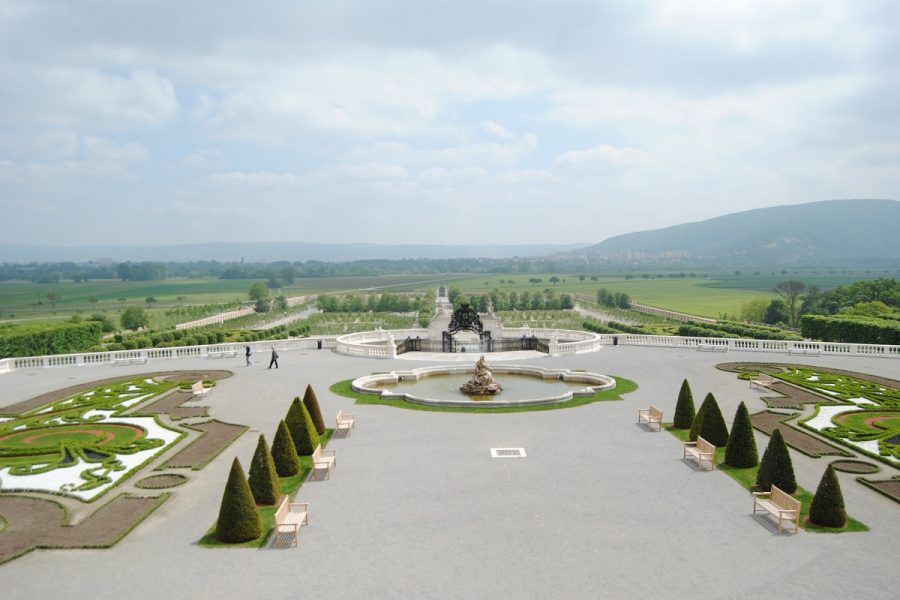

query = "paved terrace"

[1,346,898,599]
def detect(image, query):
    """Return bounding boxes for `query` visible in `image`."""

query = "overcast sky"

[1,0,898,247]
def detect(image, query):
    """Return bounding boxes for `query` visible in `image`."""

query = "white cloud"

[482,120,514,139]
[0,131,79,161]
[184,45,551,142]
[82,136,149,162]
[180,149,224,170]
[0,1,897,245]
[552,144,647,173]
[211,171,301,187]
[5,67,178,129]
[650,0,854,51]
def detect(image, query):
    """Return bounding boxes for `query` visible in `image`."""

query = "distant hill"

[0,242,587,263]
[577,199,900,267]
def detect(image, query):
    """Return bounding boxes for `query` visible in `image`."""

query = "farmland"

[435,271,891,319]
[0,274,476,324]
[435,275,773,319]
[0,270,888,325]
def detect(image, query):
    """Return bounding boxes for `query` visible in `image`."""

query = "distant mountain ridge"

[0,242,587,263]
[577,199,900,267]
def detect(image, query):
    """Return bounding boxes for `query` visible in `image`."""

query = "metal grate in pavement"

[490,447,526,458]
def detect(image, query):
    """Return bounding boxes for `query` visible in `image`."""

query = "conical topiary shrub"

[809,463,847,528]
[271,419,300,477]
[756,429,797,493]
[216,457,262,543]
[698,394,728,447]
[303,384,326,436]
[673,379,695,429]
[248,434,281,506]
[688,394,710,442]
[285,396,320,456]
[724,402,758,468]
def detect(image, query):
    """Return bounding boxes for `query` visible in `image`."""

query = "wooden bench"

[683,436,716,470]
[113,357,149,366]
[752,484,800,533]
[191,381,211,397]
[637,404,663,431]
[272,495,309,548]
[311,445,336,480]
[750,374,775,391]
[336,410,355,436]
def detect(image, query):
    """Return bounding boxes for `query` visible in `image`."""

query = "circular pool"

[352,365,616,408]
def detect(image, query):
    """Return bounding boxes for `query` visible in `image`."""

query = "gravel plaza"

[1,345,898,600]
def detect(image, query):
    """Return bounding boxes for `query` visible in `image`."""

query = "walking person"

[245,345,252,366]
[268,346,279,369]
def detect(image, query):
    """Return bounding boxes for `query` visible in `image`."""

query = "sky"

[1,0,898,248]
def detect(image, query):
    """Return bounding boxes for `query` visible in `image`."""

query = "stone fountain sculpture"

[460,355,503,395]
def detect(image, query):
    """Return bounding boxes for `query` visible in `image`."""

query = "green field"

[434,275,771,319]
[1,270,888,324]
[0,274,474,324]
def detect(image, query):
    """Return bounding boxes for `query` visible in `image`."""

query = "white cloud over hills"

[0,1,898,246]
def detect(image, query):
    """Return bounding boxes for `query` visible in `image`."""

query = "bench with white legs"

[273,495,309,548]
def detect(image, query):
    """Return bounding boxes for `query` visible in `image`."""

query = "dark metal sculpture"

[447,304,483,335]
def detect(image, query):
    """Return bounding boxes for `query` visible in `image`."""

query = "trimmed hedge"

[756,429,797,493]
[215,458,262,543]
[697,393,729,447]
[809,464,847,527]
[673,379,695,429]
[690,392,728,444]
[605,321,645,334]
[271,420,300,477]
[285,397,320,456]
[247,435,281,506]
[801,314,900,345]
[582,321,617,334]
[0,321,102,358]
[302,384,326,436]
[689,320,801,341]
[724,402,758,468]
[678,324,740,339]
[688,393,710,442]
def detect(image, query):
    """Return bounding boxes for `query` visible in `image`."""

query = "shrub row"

[681,320,800,340]
[0,321,103,358]
[605,321,645,334]
[582,321,618,335]
[677,324,741,339]
[801,314,900,345]
[95,323,312,353]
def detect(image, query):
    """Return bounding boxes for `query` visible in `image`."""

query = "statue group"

[460,355,503,395]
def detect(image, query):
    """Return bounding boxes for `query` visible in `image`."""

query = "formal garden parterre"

[0,370,242,564]
[715,362,900,505]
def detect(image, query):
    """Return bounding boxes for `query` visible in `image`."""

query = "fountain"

[352,364,616,408]
[459,355,503,395]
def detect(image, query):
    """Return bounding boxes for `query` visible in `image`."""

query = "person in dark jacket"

[268,346,279,369]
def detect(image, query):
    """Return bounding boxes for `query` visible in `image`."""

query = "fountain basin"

[352,365,616,408]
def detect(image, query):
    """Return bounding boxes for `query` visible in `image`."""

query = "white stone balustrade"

[1,331,897,374]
